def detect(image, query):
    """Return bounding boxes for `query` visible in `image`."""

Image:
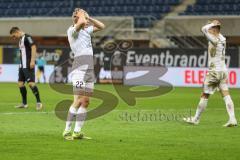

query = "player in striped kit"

[10,27,42,110]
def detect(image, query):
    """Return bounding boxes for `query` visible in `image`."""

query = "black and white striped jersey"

[18,34,35,69]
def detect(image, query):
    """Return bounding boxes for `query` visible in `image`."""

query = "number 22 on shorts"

[76,81,84,88]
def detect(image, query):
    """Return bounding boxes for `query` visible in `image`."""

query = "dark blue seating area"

[181,0,240,15]
[0,0,72,16]
[0,0,182,28]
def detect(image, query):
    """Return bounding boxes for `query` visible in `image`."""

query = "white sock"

[194,98,208,120]
[223,95,236,121]
[74,106,87,133]
[65,106,77,131]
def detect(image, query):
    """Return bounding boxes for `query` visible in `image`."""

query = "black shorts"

[38,66,44,72]
[18,68,35,83]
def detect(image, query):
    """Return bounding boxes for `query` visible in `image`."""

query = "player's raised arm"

[201,20,220,45]
[75,9,87,32]
[201,23,215,34]
[88,16,105,33]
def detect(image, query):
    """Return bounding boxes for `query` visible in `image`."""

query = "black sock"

[30,86,41,103]
[19,86,27,105]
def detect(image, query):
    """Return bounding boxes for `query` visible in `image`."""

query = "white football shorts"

[203,71,229,95]
[71,68,95,96]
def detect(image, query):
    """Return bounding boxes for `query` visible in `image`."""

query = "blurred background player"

[62,8,105,139]
[36,54,46,83]
[183,20,237,127]
[10,27,43,110]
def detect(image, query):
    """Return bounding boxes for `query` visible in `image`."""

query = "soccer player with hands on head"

[63,8,105,140]
[183,20,237,127]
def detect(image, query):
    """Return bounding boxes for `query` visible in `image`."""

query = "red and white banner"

[124,66,240,88]
[1,65,240,88]
[161,67,240,88]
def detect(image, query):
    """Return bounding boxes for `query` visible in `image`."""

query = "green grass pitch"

[0,83,239,160]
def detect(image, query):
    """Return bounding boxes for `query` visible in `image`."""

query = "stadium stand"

[0,0,182,28]
[180,0,240,15]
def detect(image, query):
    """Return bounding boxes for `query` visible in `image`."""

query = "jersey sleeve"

[201,23,219,45]
[25,35,35,46]
[85,26,94,34]
[67,26,79,39]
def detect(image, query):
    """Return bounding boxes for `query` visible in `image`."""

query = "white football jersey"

[201,23,227,72]
[67,25,94,57]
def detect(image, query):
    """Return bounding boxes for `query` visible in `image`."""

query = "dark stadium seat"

[181,0,240,15]
[0,0,182,28]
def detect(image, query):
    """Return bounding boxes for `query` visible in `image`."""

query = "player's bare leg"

[15,81,28,109]
[28,82,42,110]
[63,95,81,139]
[72,96,88,139]
[221,90,237,127]
[183,93,209,125]
[63,94,90,140]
